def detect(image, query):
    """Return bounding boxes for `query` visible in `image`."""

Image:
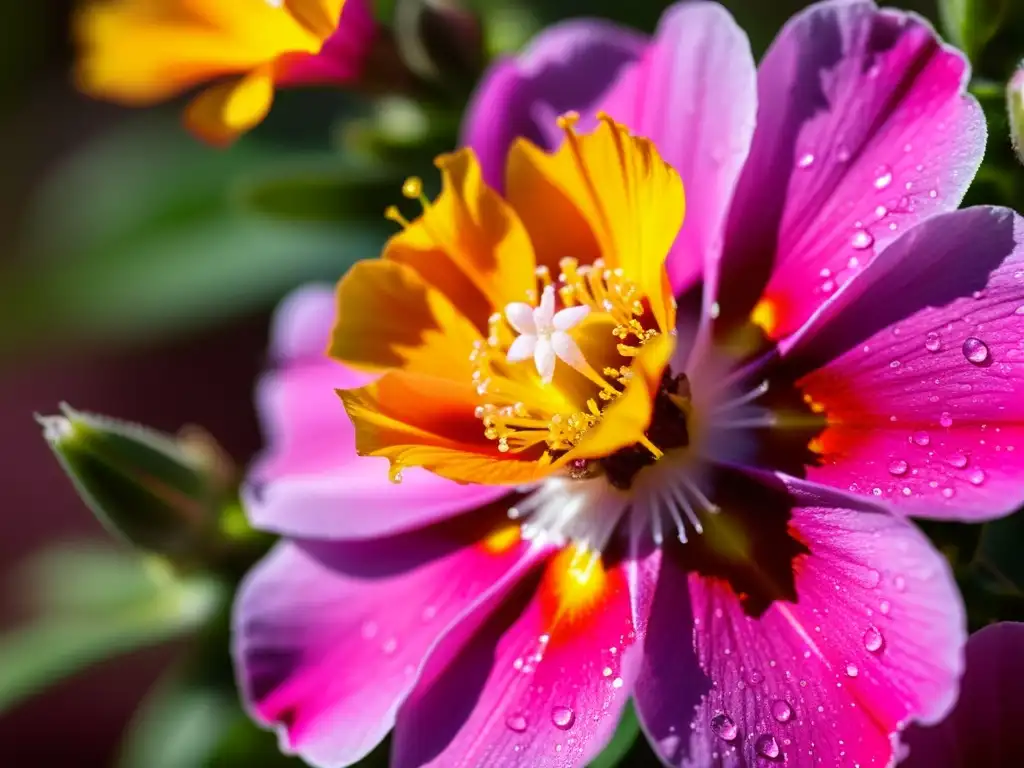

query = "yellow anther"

[556,111,581,130]
[384,205,410,228]
[402,176,424,199]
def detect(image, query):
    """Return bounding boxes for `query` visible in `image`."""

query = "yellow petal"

[507,114,683,335]
[567,333,675,461]
[74,0,320,104]
[329,259,483,380]
[183,67,275,146]
[340,371,546,485]
[285,0,346,39]
[385,149,538,328]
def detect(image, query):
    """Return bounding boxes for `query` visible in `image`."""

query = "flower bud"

[393,0,484,86]
[1009,63,1024,164]
[39,405,237,570]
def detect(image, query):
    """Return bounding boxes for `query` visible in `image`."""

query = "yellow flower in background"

[74,0,377,145]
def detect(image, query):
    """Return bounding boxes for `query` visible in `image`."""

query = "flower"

[74,0,377,145]
[233,2,1024,767]
[901,622,1024,766]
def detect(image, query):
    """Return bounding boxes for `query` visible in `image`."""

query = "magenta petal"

[788,208,1024,521]
[392,558,640,767]
[233,519,542,767]
[461,20,645,189]
[635,505,964,767]
[597,1,757,296]
[245,286,509,539]
[716,0,984,336]
[901,622,1024,767]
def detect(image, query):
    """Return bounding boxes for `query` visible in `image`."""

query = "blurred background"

[0,0,1016,766]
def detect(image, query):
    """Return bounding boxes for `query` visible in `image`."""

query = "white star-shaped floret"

[505,285,591,383]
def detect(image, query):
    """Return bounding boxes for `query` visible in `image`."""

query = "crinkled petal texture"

[246,285,507,540]
[75,0,374,143]
[634,502,964,767]
[716,0,985,339]
[461,20,646,189]
[235,517,546,767]
[784,208,1024,521]
[901,622,1024,767]
[392,547,642,767]
[332,120,683,485]
[596,2,757,295]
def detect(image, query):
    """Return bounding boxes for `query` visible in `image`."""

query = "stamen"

[715,414,780,431]
[384,205,411,228]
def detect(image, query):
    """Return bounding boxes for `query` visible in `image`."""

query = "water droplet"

[837,146,851,162]
[851,229,874,250]
[421,605,438,621]
[710,712,738,741]
[969,468,986,486]
[771,700,793,723]
[894,575,906,592]
[925,333,942,353]
[948,452,968,468]
[797,153,815,169]
[602,666,613,677]
[874,166,893,189]
[912,431,930,447]
[756,733,781,759]
[963,337,990,365]
[875,205,888,218]
[888,459,908,476]
[879,600,891,615]
[551,706,575,730]
[749,671,764,685]
[939,412,954,428]
[382,637,398,655]
[942,487,956,499]
[822,279,836,294]
[1016,305,1024,315]
[612,677,624,689]
[864,626,885,653]
[506,713,528,733]
[845,663,859,678]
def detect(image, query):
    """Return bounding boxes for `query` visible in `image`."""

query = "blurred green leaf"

[0,545,222,713]
[938,0,1009,62]
[588,702,642,768]
[0,117,398,359]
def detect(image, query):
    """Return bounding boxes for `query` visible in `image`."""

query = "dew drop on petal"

[551,706,575,730]
[845,663,859,678]
[963,337,990,365]
[506,713,528,733]
[612,677,624,689]
[771,700,793,723]
[888,459,908,477]
[864,626,885,653]
[1015,306,1024,316]
[879,600,891,615]
[925,333,942,353]
[912,431,930,447]
[797,153,815,169]
[710,712,738,742]
[969,468,986,486]
[756,734,781,759]
[851,230,874,250]
[874,166,893,189]
[948,452,968,468]
[940,412,954,428]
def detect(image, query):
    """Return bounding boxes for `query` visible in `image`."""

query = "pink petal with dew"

[901,622,1024,767]
[244,285,508,539]
[392,552,641,767]
[597,1,756,296]
[233,515,545,767]
[634,505,964,768]
[716,0,984,338]
[785,208,1024,521]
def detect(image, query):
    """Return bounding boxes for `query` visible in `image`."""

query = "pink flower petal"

[635,504,964,767]
[392,553,641,767]
[598,1,757,296]
[245,285,508,539]
[786,208,1024,521]
[902,622,1024,767]
[716,0,984,338]
[461,21,645,189]
[233,516,543,767]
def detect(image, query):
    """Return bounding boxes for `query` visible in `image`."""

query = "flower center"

[471,257,665,469]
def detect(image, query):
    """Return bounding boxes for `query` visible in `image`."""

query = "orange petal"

[183,67,276,146]
[340,371,546,485]
[507,115,684,334]
[285,0,345,39]
[329,259,483,380]
[74,0,319,104]
[385,149,537,328]
[568,332,675,461]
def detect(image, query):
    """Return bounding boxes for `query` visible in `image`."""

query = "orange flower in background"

[331,113,685,490]
[74,0,377,145]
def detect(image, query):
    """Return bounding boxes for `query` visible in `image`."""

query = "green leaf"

[938,0,1009,61]
[0,117,395,358]
[0,545,222,713]
[588,702,642,768]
